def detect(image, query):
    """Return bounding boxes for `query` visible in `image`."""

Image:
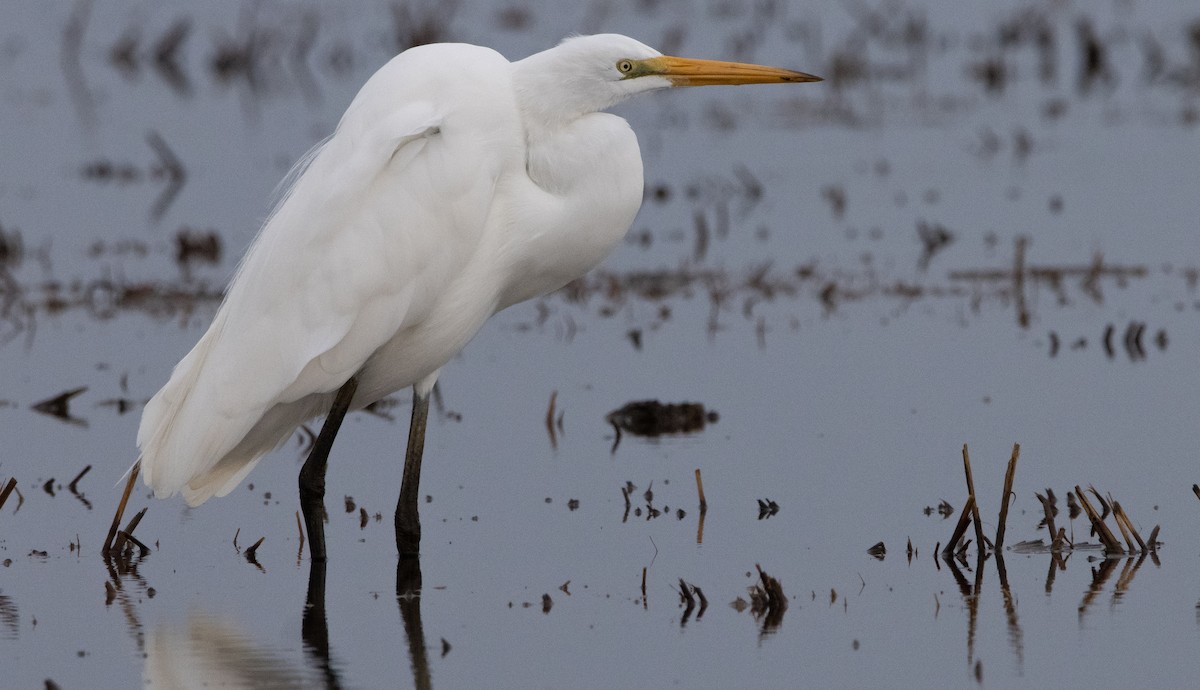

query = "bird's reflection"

[145,614,316,689]
[141,555,436,690]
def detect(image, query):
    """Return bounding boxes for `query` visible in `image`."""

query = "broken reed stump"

[68,465,92,493]
[678,578,696,609]
[111,507,148,555]
[994,444,1020,551]
[943,495,976,555]
[961,445,986,555]
[0,477,16,512]
[244,536,265,561]
[749,564,787,629]
[694,469,707,513]
[1035,490,1057,538]
[1073,485,1123,553]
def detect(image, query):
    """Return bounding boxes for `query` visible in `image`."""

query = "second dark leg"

[299,376,359,562]
[395,388,429,558]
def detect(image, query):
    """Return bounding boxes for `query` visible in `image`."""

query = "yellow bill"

[641,55,822,86]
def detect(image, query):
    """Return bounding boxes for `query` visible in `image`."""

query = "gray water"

[2,0,1199,687]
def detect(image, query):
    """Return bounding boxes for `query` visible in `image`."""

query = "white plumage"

[126,34,819,551]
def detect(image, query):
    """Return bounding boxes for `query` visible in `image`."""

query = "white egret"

[104,34,820,560]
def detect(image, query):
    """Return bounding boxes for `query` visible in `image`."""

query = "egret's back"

[137,43,525,504]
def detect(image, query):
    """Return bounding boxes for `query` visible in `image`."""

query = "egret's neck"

[496,110,644,308]
[512,50,629,135]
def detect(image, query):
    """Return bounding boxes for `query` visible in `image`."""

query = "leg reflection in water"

[302,559,344,690]
[300,556,432,689]
[397,556,432,690]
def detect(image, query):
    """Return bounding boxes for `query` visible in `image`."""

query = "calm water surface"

[1,1,1199,687]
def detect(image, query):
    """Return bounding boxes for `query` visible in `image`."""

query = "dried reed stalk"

[1074,485,1122,553]
[103,461,140,556]
[961,445,986,553]
[1111,501,1146,551]
[943,494,976,555]
[1035,491,1057,539]
[994,444,1020,551]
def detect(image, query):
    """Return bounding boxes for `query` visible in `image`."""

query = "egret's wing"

[137,46,514,500]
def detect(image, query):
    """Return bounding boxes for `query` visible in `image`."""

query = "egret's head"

[514,34,821,124]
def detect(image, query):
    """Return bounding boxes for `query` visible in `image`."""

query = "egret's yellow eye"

[616,59,635,74]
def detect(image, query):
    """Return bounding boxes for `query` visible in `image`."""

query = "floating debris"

[867,542,886,559]
[606,400,718,451]
[748,564,787,631]
[607,400,717,436]
[757,498,780,519]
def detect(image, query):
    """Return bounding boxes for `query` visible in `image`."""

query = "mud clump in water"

[605,400,718,438]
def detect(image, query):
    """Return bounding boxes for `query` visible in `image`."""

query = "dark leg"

[395,388,429,558]
[299,376,359,562]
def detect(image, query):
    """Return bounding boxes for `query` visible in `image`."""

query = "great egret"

[104,34,820,561]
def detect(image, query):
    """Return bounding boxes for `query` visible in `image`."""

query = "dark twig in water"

[1193,484,1200,501]
[245,536,265,560]
[145,130,186,222]
[678,578,695,607]
[756,498,779,519]
[0,477,16,512]
[678,578,697,625]
[545,390,557,450]
[944,495,976,555]
[112,507,147,555]
[1146,525,1160,551]
[233,528,241,552]
[31,387,88,426]
[119,531,150,557]
[994,443,1020,551]
[68,465,92,493]
[1035,491,1057,541]
[693,584,708,617]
